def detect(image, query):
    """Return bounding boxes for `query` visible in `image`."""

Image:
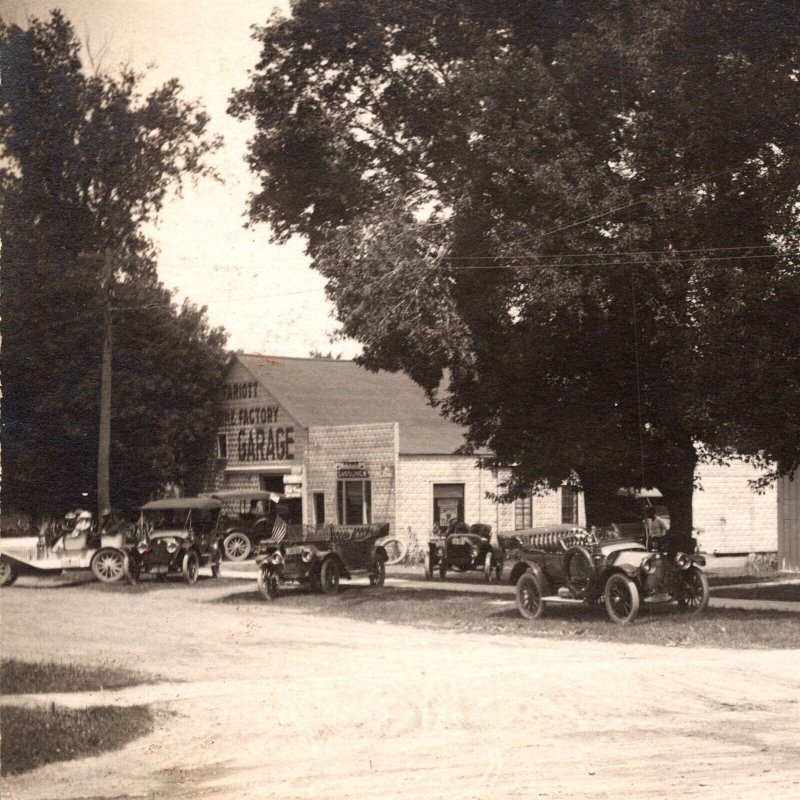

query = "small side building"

[778,475,800,572]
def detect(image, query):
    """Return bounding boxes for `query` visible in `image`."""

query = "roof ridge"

[239,353,356,365]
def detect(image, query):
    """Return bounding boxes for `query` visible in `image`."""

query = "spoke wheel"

[257,566,279,600]
[182,551,199,585]
[423,552,433,581]
[0,558,18,587]
[604,573,640,625]
[320,558,341,595]
[677,566,709,614]
[369,560,386,587]
[91,548,126,583]
[516,571,545,620]
[223,532,252,561]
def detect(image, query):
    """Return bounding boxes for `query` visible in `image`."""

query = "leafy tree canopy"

[1,12,228,517]
[232,0,800,531]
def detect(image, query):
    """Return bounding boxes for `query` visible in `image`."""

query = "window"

[561,486,579,524]
[216,433,227,459]
[515,496,532,529]
[313,493,325,525]
[337,480,371,524]
[433,483,465,528]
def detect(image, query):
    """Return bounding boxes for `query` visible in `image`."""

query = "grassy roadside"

[1,659,158,695]
[1,660,156,776]
[1,705,154,776]
[216,582,800,649]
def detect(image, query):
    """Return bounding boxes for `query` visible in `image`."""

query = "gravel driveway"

[2,576,799,799]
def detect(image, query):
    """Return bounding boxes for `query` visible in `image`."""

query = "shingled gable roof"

[232,354,481,456]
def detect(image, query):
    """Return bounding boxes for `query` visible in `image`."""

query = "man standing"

[644,506,669,541]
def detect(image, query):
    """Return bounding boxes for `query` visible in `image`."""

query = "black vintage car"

[127,497,223,583]
[208,489,286,561]
[503,523,708,624]
[425,522,503,582]
[255,523,390,600]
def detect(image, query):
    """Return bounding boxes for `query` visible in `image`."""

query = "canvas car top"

[141,497,223,511]
[205,490,284,503]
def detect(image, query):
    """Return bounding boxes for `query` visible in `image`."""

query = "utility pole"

[97,247,114,527]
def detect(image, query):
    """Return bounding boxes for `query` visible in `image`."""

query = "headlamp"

[301,548,314,563]
[270,551,284,565]
[165,538,179,554]
[137,540,149,554]
[675,552,691,570]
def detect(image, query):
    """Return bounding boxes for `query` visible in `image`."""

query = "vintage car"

[0,510,130,586]
[425,522,503,582]
[207,489,286,561]
[255,523,390,600]
[504,523,709,625]
[127,497,223,583]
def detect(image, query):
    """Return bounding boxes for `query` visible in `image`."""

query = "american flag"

[272,515,288,543]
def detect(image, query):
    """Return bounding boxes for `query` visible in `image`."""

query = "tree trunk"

[655,439,697,545]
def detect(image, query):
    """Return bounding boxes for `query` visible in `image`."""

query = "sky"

[6,0,360,358]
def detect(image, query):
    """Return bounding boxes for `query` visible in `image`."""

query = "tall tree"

[231,0,800,534]
[1,12,227,517]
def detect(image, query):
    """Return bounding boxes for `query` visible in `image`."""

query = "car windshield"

[143,508,190,530]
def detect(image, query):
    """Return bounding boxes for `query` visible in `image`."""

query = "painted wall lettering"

[236,427,295,462]
[223,381,258,401]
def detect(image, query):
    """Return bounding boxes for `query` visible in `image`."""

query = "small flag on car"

[272,516,287,543]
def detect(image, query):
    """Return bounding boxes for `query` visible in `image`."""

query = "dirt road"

[2,577,799,799]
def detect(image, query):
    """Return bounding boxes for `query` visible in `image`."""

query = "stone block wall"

[306,423,398,531]
[693,459,777,553]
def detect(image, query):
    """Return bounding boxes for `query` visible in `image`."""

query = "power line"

[443,244,779,260]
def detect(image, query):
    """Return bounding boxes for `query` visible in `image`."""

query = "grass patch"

[217,581,800,649]
[1,659,156,695]
[1,704,153,775]
[712,583,800,602]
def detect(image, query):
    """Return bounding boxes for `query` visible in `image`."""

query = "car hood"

[597,539,648,556]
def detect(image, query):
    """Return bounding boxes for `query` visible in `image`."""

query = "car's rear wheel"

[423,552,432,581]
[320,558,341,595]
[257,566,279,600]
[563,546,595,600]
[91,548,126,583]
[516,571,545,619]
[182,551,199,585]
[223,532,251,561]
[369,560,386,587]
[677,566,709,614]
[604,573,640,624]
[0,557,18,587]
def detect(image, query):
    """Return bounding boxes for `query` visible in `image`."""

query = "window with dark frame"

[216,433,227,459]
[337,480,371,524]
[561,485,579,524]
[515,496,533,529]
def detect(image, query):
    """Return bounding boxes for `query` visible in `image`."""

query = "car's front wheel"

[423,552,432,581]
[677,566,709,614]
[320,558,341,595]
[0,557,18,587]
[182,551,199,585]
[223,532,251,561]
[210,551,222,579]
[369,560,386,587]
[91,548,126,583]
[516,571,545,619]
[257,566,279,600]
[604,573,640,624]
